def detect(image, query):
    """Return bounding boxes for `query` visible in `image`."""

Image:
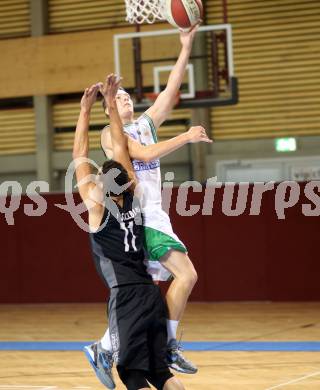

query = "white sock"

[100,328,112,351]
[167,320,179,342]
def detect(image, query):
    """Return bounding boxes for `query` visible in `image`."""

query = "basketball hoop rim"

[144,91,181,105]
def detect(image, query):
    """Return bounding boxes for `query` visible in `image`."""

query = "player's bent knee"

[163,252,197,281]
[163,376,185,390]
[189,266,198,286]
[180,267,198,289]
[147,368,174,390]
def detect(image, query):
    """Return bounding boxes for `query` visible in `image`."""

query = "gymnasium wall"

[1,184,319,303]
[207,0,320,140]
[1,1,320,159]
[0,0,30,39]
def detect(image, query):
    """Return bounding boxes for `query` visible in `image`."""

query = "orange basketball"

[166,0,203,30]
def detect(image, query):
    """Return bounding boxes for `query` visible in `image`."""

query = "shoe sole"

[83,346,116,389]
[169,363,198,374]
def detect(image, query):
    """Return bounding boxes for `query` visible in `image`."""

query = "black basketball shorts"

[108,283,168,372]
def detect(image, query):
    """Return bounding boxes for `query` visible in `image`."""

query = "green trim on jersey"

[144,226,187,261]
[142,114,158,143]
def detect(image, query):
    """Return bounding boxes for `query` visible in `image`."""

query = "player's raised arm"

[100,74,137,185]
[127,125,212,162]
[145,23,200,129]
[101,125,212,163]
[73,83,102,204]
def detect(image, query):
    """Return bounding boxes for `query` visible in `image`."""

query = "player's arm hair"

[101,126,190,163]
[108,103,137,186]
[145,46,192,129]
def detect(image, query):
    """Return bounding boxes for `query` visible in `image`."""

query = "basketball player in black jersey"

[73,76,185,390]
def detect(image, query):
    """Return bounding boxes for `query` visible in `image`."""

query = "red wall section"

[264,188,320,301]
[0,183,319,303]
[0,210,21,302]
[1,194,106,303]
[201,185,270,301]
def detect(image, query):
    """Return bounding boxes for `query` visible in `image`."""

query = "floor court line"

[0,387,92,390]
[265,370,320,389]
[0,387,57,390]
[1,341,320,351]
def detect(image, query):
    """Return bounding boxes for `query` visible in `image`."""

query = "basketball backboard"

[113,24,238,111]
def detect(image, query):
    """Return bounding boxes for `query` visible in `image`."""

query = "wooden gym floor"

[1,302,320,389]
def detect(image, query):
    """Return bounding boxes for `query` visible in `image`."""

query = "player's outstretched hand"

[100,73,123,108]
[186,126,213,144]
[80,83,101,112]
[179,20,201,49]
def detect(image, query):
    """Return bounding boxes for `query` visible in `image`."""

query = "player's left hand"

[186,125,213,144]
[100,73,123,108]
[179,20,201,49]
[80,83,101,112]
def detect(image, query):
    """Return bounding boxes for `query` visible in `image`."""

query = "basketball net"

[125,0,167,24]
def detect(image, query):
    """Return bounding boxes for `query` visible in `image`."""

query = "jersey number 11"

[120,221,137,252]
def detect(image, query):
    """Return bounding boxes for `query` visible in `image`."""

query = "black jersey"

[90,191,153,288]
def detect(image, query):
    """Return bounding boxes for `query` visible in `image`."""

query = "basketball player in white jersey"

[98,26,212,380]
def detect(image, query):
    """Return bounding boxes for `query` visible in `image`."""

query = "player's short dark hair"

[101,159,126,174]
[101,159,130,195]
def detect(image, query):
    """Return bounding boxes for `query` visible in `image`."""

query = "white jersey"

[123,113,182,244]
[123,113,161,210]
